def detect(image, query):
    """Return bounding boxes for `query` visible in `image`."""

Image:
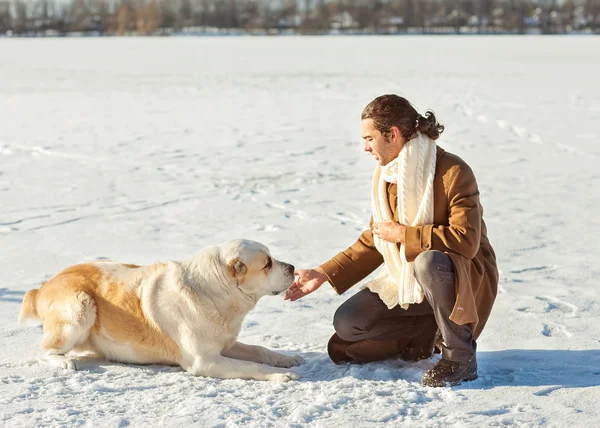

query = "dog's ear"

[228,258,247,281]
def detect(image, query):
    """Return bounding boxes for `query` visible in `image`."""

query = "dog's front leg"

[183,353,301,382]
[222,341,305,368]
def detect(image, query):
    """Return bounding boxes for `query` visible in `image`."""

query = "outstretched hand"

[284,268,328,301]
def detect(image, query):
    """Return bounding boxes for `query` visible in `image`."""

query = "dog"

[19,239,304,381]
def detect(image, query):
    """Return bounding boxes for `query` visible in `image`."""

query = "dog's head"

[218,239,295,299]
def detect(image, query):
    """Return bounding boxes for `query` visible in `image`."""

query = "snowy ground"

[1,36,599,427]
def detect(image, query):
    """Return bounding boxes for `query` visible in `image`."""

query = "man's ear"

[390,125,402,142]
[228,258,247,281]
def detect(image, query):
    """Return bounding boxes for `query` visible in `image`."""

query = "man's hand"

[284,268,328,301]
[372,221,406,244]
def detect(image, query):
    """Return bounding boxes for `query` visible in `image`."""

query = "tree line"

[1,0,598,36]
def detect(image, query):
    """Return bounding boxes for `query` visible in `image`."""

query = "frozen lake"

[1,35,599,427]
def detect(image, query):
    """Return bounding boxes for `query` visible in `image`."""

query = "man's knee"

[414,250,454,292]
[333,304,362,341]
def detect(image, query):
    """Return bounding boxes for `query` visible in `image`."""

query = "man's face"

[361,119,403,166]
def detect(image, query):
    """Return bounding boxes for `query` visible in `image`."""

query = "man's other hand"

[372,221,406,244]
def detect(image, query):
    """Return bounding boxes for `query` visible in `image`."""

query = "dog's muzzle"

[273,264,295,296]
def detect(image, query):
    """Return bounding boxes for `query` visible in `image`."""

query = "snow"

[1,35,599,427]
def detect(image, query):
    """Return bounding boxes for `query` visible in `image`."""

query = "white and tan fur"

[19,239,304,382]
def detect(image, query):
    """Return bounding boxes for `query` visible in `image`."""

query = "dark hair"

[361,94,444,140]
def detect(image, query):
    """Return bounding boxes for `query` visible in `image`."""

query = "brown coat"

[320,146,498,339]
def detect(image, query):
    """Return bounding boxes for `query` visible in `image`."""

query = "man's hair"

[361,94,444,140]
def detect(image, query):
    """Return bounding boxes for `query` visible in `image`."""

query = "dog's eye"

[263,257,273,270]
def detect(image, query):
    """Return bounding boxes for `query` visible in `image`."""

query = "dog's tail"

[19,289,39,323]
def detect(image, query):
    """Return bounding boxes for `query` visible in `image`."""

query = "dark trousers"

[333,250,476,362]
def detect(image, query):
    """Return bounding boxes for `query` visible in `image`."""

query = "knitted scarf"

[365,132,437,309]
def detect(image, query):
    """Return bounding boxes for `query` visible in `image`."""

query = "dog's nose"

[287,263,295,273]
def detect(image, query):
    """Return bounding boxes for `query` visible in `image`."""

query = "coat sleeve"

[404,163,482,262]
[319,217,384,295]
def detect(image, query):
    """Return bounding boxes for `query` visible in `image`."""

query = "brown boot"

[327,333,410,364]
[421,356,478,387]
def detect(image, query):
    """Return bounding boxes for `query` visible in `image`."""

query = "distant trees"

[0,0,597,36]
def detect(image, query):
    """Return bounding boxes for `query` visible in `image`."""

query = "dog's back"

[20,262,182,367]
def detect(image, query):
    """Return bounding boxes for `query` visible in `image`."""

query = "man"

[285,94,498,387]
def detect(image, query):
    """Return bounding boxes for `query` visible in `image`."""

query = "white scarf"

[365,132,437,309]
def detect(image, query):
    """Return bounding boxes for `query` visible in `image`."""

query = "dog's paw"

[267,371,301,382]
[272,354,305,368]
[44,356,81,371]
[61,358,81,371]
